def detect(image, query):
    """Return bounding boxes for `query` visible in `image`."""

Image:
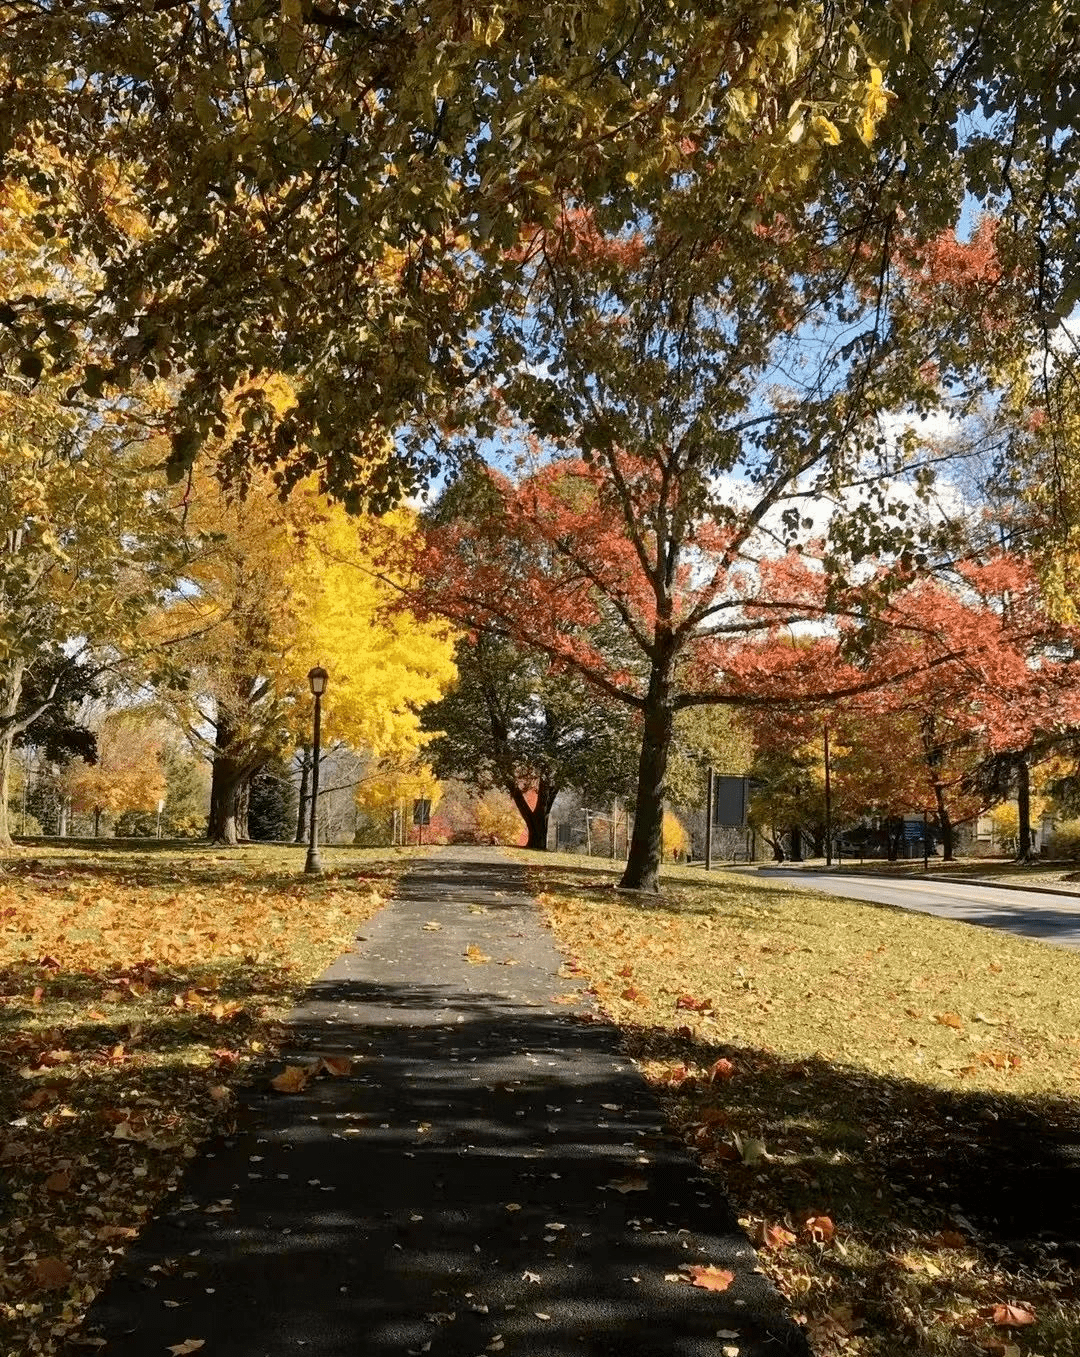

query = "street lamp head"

[308,665,329,696]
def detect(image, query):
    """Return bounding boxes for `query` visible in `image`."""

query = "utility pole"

[823,722,833,867]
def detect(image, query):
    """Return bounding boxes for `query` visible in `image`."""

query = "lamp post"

[305,666,328,874]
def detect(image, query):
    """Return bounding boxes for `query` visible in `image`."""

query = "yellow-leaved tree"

[152,463,455,843]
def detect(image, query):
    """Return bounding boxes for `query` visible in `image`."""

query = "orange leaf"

[270,1065,311,1094]
[97,1224,138,1241]
[803,1215,835,1243]
[934,1012,964,1030]
[761,1222,797,1251]
[709,1058,736,1081]
[687,1264,735,1292]
[319,1056,353,1077]
[990,1303,1036,1327]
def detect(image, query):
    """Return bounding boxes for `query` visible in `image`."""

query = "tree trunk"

[0,660,26,851]
[58,798,68,838]
[295,746,311,844]
[932,783,954,860]
[789,825,803,862]
[505,775,558,851]
[235,777,250,841]
[1016,752,1033,860]
[93,805,102,837]
[620,651,676,893]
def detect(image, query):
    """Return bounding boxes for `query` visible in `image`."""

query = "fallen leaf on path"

[687,1265,735,1292]
[166,1342,206,1356]
[607,1176,649,1193]
[319,1056,353,1077]
[422,922,441,931]
[522,1271,541,1284]
[270,1065,312,1094]
[465,945,491,963]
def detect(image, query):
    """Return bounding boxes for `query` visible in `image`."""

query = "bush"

[1047,820,1080,860]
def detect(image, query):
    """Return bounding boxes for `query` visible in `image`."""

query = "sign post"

[413,797,431,847]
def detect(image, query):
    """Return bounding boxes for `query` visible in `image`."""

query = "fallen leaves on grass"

[534,861,1080,1357]
[0,842,401,1357]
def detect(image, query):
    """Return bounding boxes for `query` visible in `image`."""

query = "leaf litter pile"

[0,842,404,1356]
[535,862,1080,1357]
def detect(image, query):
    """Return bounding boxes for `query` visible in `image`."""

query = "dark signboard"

[412,798,431,826]
[712,776,750,828]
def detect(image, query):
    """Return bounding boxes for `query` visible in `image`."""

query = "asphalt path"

[81,848,806,1357]
[758,869,1080,948]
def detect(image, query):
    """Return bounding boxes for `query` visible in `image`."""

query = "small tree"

[61,712,166,837]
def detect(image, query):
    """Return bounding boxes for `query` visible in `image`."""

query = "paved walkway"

[758,868,1080,948]
[84,849,806,1357]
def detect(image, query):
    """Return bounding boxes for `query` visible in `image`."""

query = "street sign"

[412,798,431,826]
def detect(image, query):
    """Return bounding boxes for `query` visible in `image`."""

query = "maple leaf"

[687,1265,735,1292]
[270,1064,312,1094]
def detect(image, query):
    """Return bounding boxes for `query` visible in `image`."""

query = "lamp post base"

[304,846,323,874]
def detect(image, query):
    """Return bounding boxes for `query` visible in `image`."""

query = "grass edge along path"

[0,842,413,1357]
[528,856,1080,1357]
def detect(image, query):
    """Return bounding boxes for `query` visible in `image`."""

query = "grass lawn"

[526,853,1080,1357]
[0,840,409,1356]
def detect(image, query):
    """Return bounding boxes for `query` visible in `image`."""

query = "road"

[756,869,1080,949]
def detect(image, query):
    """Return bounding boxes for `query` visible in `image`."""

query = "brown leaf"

[617,964,633,977]
[990,1303,1036,1327]
[44,1169,73,1193]
[760,1221,797,1251]
[929,1229,966,1249]
[934,1012,964,1030]
[208,1084,232,1102]
[270,1065,311,1094]
[675,994,712,1012]
[709,1058,736,1081]
[31,1256,72,1290]
[319,1056,353,1077]
[96,1225,138,1241]
[687,1264,735,1292]
[620,985,641,1001]
[607,1176,649,1193]
[166,1342,206,1356]
[803,1215,835,1244]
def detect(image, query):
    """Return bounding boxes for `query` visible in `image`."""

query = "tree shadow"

[75,975,809,1357]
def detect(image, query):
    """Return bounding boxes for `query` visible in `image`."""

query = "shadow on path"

[79,850,805,1357]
